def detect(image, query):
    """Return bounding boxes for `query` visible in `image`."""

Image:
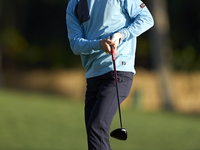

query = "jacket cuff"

[118,28,130,41]
[92,39,101,50]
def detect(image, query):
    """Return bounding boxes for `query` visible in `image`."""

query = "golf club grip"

[111,46,115,61]
[111,46,118,84]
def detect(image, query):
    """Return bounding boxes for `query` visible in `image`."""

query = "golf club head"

[110,128,127,140]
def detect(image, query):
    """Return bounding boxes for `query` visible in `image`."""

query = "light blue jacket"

[66,0,154,78]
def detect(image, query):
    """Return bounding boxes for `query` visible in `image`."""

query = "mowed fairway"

[0,89,200,150]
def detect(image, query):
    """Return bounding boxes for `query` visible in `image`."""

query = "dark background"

[0,0,200,72]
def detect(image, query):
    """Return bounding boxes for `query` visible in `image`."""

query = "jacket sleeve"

[118,0,154,41]
[66,1,101,55]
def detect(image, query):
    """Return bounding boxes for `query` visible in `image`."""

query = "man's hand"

[100,39,116,55]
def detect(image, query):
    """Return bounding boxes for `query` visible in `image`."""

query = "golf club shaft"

[111,46,123,129]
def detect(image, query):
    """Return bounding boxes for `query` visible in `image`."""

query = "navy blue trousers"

[85,71,133,150]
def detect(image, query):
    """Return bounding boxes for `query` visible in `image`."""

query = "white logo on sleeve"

[140,3,146,9]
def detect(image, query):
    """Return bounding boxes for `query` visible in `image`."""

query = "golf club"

[110,46,127,141]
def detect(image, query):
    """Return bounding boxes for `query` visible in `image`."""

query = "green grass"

[0,89,200,150]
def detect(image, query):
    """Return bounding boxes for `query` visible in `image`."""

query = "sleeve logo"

[140,3,146,9]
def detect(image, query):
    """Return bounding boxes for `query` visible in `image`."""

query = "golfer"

[66,0,153,149]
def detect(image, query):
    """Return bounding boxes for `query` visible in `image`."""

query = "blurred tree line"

[0,0,79,70]
[0,0,200,71]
